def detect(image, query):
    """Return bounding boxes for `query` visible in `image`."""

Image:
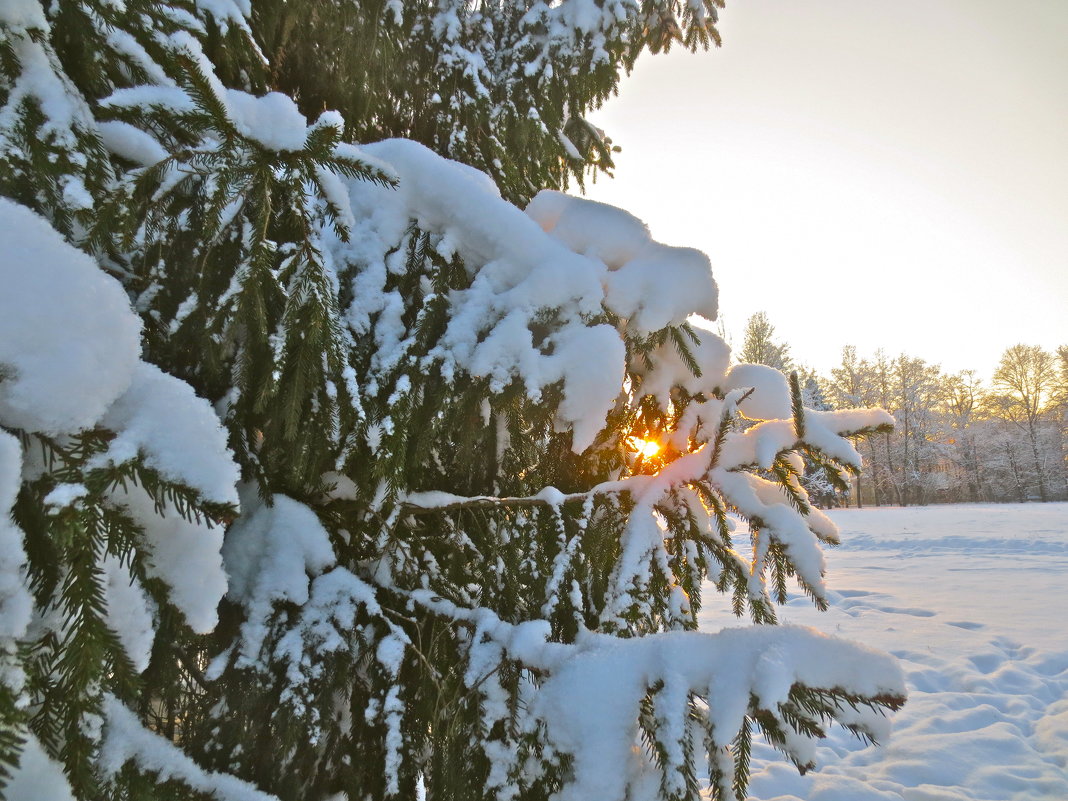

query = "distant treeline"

[739,313,1068,506]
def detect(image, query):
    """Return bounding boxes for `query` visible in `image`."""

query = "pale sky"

[583,0,1068,378]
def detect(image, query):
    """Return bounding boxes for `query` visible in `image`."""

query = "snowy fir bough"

[1,2,905,801]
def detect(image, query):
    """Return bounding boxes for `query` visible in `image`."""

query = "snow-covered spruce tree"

[180,151,906,801]
[246,0,727,204]
[1,2,256,799]
[1,1,906,800]
[0,199,242,801]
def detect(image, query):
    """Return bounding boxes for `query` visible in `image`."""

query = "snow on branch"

[333,141,727,452]
[101,696,280,801]
[396,404,891,517]
[393,379,893,625]
[536,625,905,801]
[401,589,905,801]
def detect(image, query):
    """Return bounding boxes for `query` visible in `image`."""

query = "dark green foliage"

[7,429,234,799]
[247,0,725,204]
[98,52,394,493]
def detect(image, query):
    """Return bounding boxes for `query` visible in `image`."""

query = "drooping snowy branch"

[101,696,280,801]
[391,588,905,801]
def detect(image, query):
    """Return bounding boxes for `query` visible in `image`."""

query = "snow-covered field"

[699,503,1068,801]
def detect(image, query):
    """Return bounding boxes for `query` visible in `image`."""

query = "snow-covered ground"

[699,503,1068,801]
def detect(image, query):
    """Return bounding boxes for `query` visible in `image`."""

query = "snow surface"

[699,503,1068,801]
[94,361,240,505]
[109,483,228,634]
[5,732,76,801]
[0,198,141,434]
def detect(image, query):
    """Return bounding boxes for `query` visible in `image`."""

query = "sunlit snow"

[700,503,1068,801]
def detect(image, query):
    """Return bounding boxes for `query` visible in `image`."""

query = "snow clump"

[0,198,141,434]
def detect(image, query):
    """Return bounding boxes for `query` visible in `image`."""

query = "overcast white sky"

[583,0,1068,378]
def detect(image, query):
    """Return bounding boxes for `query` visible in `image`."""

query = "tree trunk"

[883,432,900,505]
[1007,445,1026,502]
[867,440,882,506]
[1026,417,1048,501]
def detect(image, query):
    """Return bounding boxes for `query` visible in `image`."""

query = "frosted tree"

[939,371,988,502]
[888,355,944,506]
[827,347,883,506]
[1056,346,1068,404]
[246,0,727,203]
[738,312,793,374]
[1,2,907,801]
[1056,346,1068,499]
[990,345,1058,502]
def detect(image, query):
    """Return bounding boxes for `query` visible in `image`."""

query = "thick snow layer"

[723,363,793,421]
[334,142,721,452]
[100,85,196,116]
[100,553,156,673]
[699,503,1068,801]
[109,484,227,633]
[0,430,30,645]
[526,190,651,269]
[0,199,141,434]
[0,0,47,29]
[527,190,719,332]
[5,732,75,801]
[224,90,307,152]
[97,120,169,167]
[543,323,626,449]
[222,494,337,667]
[94,361,240,505]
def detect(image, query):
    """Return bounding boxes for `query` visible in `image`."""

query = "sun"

[627,436,662,459]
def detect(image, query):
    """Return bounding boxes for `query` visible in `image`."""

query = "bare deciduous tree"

[991,344,1057,502]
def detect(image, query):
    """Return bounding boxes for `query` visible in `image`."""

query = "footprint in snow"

[873,605,936,617]
[837,589,879,598]
[969,652,1006,674]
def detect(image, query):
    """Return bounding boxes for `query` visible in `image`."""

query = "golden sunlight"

[628,436,662,459]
